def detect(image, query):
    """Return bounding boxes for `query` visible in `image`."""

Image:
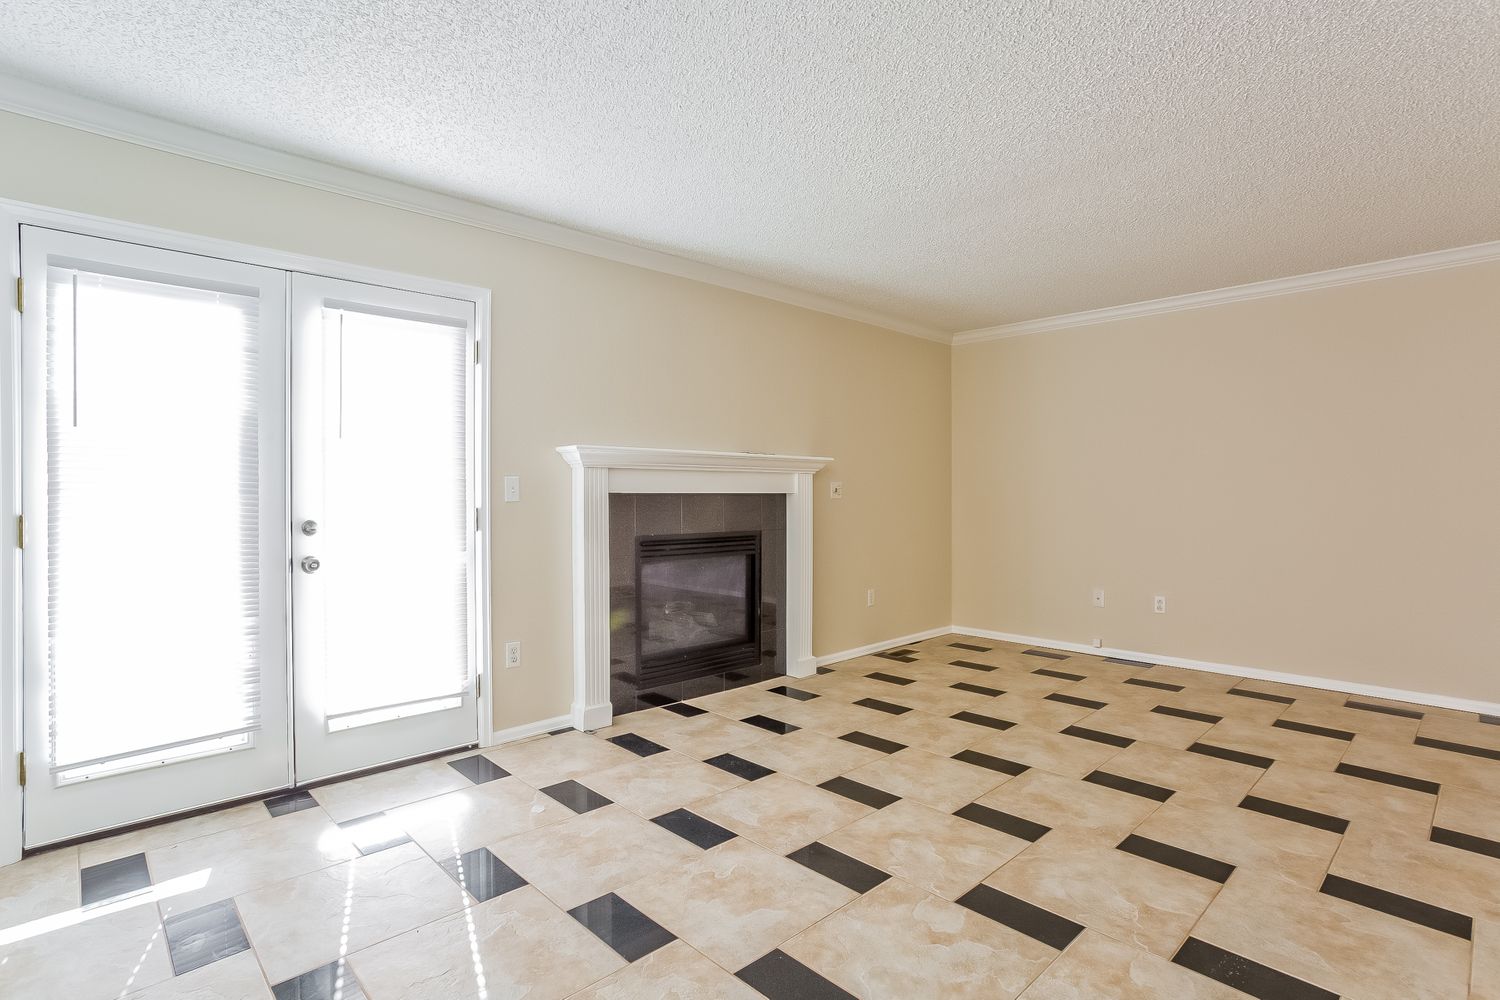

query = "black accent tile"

[80,853,151,907]
[448,754,510,784]
[1117,834,1233,882]
[661,701,706,718]
[873,650,917,663]
[951,658,998,672]
[1153,705,1223,725]
[1481,713,1500,725]
[1104,657,1154,667]
[955,884,1083,950]
[1083,770,1174,802]
[637,690,681,708]
[1345,699,1423,719]
[1188,742,1274,769]
[1320,873,1472,939]
[839,731,906,754]
[548,726,576,735]
[741,714,800,735]
[1033,668,1087,681]
[1061,725,1133,748]
[949,641,992,652]
[951,710,1016,731]
[1272,719,1355,741]
[1227,687,1295,705]
[704,753,775,780]
[768,685,818,701]
[854,697,912,716]
[1238,795,1349,834]
[1126,677,1184,692]
[1431,826,1500,860]
[953,802,1050,842]
[1173,937,1337,1000]
[652,808,737,849]
[1023,648,1070,660]
[1045,692,1107,710]
[439,847,526,902]
[264,789,318,817]
[163,899,250,975]
[736,949,856,999]
[272,959,358,1000]
[1415,735,1500,762]
[819,776,900,809]
[816,666,834,674]
[787,842,890,893]
[1334,761,1440,795]
[866,671,916,686]
[569,892,676,961]
[337,812,413,855]
[952,681,1005,697]
[951,749,1030,776]
[541,779,613,813]
[608,732,670,756]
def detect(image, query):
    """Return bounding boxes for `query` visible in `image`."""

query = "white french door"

[18,229,480,847]
[289,274,478,782]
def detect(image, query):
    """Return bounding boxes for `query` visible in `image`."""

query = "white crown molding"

[0,73,949,345]
[953,240,1500,345]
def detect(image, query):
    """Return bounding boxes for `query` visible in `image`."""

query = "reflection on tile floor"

[3,633,1499,998]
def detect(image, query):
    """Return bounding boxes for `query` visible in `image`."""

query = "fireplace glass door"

[636,532,761,686]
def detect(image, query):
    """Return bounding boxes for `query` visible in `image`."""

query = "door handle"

[300,519,319,536]
[300,556,321,574]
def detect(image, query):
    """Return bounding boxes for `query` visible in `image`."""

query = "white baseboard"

[952,625,1500,717]
[486,714,571,749]
[815,626,953,667]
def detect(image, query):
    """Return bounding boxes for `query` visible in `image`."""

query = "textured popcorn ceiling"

[0,1,1496,333]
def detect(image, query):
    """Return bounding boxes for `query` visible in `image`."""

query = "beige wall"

[953,260,1500,703]
[0,111,953,731]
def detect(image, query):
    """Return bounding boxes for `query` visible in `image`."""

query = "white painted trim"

[0,74,947,345]
[485,714,571,749]
[556,446,830,729]
[0,208,23,866]
[952,626,1500,717]
[952,240,1500,345]
[813,626,954,667]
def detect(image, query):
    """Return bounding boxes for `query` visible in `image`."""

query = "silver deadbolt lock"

[300,556,321,574]
[300,520,319,536]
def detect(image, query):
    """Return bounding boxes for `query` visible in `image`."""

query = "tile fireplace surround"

[557,447,831,732]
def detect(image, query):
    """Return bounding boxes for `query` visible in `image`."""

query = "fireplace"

[636,531,761,686]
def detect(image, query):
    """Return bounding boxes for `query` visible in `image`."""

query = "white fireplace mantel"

[556,445,831,731]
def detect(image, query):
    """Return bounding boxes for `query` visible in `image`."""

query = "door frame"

[0,197,495,865]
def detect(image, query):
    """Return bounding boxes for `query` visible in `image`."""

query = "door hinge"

[473,339,480,364]
[17,752,25,787]
[15,514,22,549]
[14,276,21,314]
[475,507,481,533]
[476,673,482,698]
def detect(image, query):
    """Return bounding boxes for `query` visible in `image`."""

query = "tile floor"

[2,633,1498,999]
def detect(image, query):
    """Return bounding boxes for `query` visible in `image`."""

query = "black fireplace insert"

[635,531,761,686]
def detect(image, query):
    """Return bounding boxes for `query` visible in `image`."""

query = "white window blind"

[45,263,265,779]
[318,305,470,729]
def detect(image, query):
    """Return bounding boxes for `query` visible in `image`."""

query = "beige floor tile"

[1155,689,1288,725]
[81,803,273,869]
[1275,699,1421,742]
[1353,694,1466,719]
[1247,760,1435,837]
[785,671,897,704]
[1132,665,1239,692]
[1328,822,1500,921]
[0,894,174,1000]
[387,776,572,858]
[1418,713,1500,754]
[1341,732,1500,794]
[784,877,1058,1000]
[1098,741,1262,805]
[349,884,623,1000]
[1475,918,1500,1000]
[846,746,1012,811]
[691,773,871,854]
[1194,716,1347,770]
[0,845,78,927]
[593,707,693,741]
[858,709,998,755]
[236,841,465,984]
[984,825,1221,958]
[491,804,699,910]
[583,751,745,818]
[822,798,1031,900]
[967,723,1125,779]
[121,949,274,999]
[771,696,900,738]
[862,679,997,716]
[485,730,642,787]
[686,683,807,720]
[1434,783,1500,839]
[617,837,855,972]
[1131,793,1340,889]
[974,768,1161,836]
[1230,678,1349,706]
[732,728,886,785]
[147,808,358,917]
[973,667,1073,699]
[568,939,761,999]
[1191,868,1470,1000]
[647,713,777,758]
[982,693,1093,730]
[312,759,474,823]
[1018,929,1243,1000]
[1064,677,1173,709]
[1071,703,1214,749]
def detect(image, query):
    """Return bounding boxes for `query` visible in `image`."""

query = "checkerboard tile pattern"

[4,635,1497,999]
